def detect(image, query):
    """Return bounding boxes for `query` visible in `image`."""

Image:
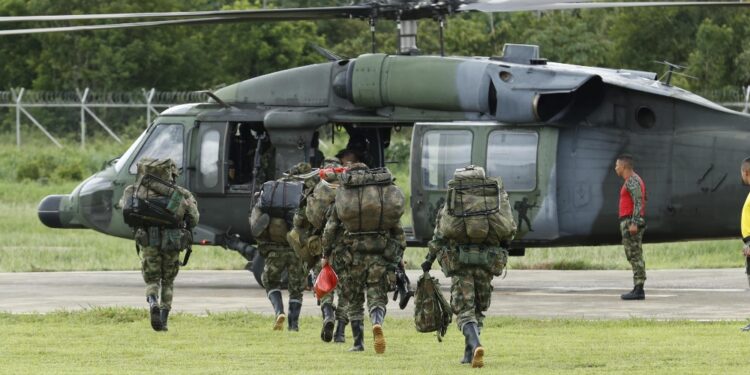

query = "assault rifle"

[393,261,414,310]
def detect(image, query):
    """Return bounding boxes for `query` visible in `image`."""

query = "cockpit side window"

[128,124,184,174]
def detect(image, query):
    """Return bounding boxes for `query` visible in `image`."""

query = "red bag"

[314,263,338,299]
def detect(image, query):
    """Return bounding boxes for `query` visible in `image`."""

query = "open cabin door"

[410,122,558,246]
[188,121,253,244]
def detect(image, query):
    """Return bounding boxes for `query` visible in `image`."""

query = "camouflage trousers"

[620,221,647,286]
[346,253,389,322]
[261,244,307,302]
[140,245,181,310]
[315,261,350,323]
[451,267,493,331]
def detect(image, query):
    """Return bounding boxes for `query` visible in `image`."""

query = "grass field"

[1,308,749,374]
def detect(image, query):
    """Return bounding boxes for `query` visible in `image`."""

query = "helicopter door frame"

[193,121,228,195]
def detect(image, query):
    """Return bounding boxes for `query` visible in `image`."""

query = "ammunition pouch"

[161,228,189,252]
[346,232,388,256]
[439,244,508,276]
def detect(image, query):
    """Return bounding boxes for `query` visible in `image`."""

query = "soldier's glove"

[421,260,432,273]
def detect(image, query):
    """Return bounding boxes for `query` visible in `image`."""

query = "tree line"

[1,1,749,99]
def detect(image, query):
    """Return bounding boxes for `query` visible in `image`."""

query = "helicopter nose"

[38,195,84,229]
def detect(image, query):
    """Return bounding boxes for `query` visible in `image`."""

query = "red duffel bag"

[314,263,338,299]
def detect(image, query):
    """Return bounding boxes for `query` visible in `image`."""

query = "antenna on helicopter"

[196,90,231,108]
[654,61,695,86]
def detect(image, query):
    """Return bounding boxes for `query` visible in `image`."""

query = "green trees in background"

[2,1,750,99]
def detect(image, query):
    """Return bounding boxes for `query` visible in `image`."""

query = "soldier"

[322,163,406,354]
[420,166,515,368]
[119,158,199,332]
[250,163,309,331]
[614,154,647,300]
[738,157,750,331]
[310,158,351,343]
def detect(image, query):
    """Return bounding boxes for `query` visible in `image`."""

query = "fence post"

[744,86,750,114]
[145,88,155,127]
[14,87,24,148]
[80,87,89,148]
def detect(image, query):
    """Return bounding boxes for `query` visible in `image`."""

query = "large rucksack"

[306,180,339,231]
[437,166,516,245]
[122,158,186,228]
[414,272,452,342]
[335,167,405,234]
[258,180,304,221]
[250,179,304,244]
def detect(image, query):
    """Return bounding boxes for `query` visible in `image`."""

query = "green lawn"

[1,308,749,374]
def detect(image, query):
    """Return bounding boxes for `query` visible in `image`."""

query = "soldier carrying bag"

[414,271,452,342]
[335,167,405,253]
[437,166,516,246]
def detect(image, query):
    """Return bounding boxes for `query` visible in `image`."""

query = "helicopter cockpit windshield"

[126,124,184,175]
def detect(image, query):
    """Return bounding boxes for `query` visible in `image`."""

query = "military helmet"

[287,162,312,176]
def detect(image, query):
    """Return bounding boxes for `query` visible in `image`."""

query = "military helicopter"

[14,0,750,283]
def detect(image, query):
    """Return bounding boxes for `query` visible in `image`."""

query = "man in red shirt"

[614,154,647,300]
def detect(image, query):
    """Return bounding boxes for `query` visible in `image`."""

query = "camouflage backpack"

[414,272,452,342]
[122,158,186,228]
[437,166,516,246]
[335,166,405,234]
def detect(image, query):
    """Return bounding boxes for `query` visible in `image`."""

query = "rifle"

[393,261,414,310]
[250,132,268,206]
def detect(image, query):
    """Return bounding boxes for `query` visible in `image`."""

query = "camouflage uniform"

[251,163,310,331]
[620,173,647,287]
[421,166,514,368]
[323,165,406,353]
[119,159,199,332]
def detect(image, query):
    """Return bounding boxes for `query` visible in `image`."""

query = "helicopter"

[14,0,750,284]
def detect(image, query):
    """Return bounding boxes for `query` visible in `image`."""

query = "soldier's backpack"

[414,272,452,342]
[437,166,516,246]
[258,180,304,221]
[335,167,405,234]
[306,180,340,231]
[122,158,186,228]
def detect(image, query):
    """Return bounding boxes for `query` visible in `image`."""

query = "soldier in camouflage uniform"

[309,158,352,343]
[614,154,647,300]
[119,158,199,332]
[421,166,515,368]
[251,163,310,331]
[322,163,406,354]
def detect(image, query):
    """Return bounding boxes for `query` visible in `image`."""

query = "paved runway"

[1,269,749,320]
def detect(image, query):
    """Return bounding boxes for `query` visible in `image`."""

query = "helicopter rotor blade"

[0,6,373,36]
[462,0,750,13]
[0,6,371,23]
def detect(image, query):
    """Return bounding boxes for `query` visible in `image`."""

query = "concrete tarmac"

[1,269,749,320]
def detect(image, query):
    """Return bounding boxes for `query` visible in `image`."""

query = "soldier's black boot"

[320,303,335,342]
[460,333,472,364]
[349,320,365,352]
[462,322,484,368]
[620,284,645,300]
[288,301,302,332]
[370,307,386,354]
[160,309,170,332]
[147,295,162,332]
[741,323,750,332]
[333,319,347,343]
[268,291,286,331]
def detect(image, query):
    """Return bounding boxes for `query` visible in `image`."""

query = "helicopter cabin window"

[128,124,184,174]
[486,131,537,191]
[200,130,221,188]
[421,130,473,189]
